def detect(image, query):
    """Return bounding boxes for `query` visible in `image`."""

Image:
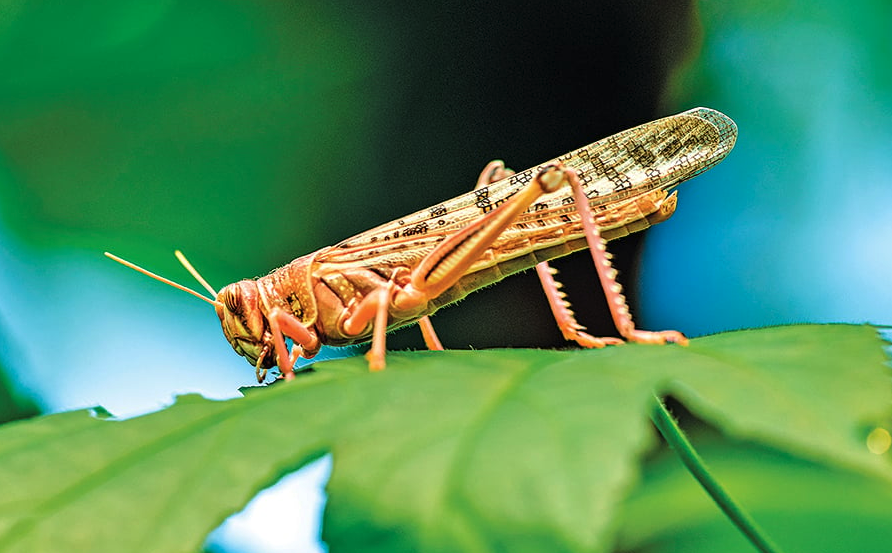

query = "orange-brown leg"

[414,160,517,351]
[341,281,397,371]
[408,160,517,352]
[417,316,444,350]
[477,160,684,348]
[535,262,624,348]
[475,160,515,189]
[344,164,570,370]
[395,164,568,307]
[474,162,624,348]
[364,282,396,371]
[563,167,688,345]
[267,307,322,380]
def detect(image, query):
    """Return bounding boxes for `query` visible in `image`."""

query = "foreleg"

[266,307,321,381]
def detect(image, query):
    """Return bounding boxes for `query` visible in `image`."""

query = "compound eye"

[223,289,241,313]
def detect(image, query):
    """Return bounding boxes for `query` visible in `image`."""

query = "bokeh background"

[1,1,890,552]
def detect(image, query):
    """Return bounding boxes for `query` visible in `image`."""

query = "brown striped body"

[248,186,676,349]
[211,107,736,372]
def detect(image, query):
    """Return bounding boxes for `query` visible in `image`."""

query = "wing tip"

[685,106,738,146]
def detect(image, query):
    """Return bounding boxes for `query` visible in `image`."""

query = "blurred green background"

[0,1,890,552]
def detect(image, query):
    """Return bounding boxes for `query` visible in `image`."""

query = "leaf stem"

[650,395,786,553]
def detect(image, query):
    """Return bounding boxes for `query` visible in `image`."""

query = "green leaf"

[0,324,888,553]
[660,325,892,477]
[618,438,892,552]
[320,350,659,553]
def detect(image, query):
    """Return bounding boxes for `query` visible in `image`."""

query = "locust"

[106,107,737,382]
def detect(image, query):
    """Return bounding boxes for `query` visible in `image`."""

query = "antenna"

[174,250,218,297]
[104,252,224,309]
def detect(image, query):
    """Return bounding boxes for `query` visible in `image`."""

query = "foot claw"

[625,329,689,346]
[365,350,386,372]
[568,330,625,349]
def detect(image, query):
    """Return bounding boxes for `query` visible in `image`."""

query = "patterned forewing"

[326,107,737,270]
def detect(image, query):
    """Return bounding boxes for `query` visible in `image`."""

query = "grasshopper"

[107,107,737,382]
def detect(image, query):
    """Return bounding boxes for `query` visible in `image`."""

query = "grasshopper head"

[104,251,279,379]
[216,280,276,370]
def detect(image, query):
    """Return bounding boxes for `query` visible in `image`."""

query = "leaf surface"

[0,324,887,553]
